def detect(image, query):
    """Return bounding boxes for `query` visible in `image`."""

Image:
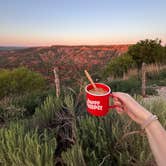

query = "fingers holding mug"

[113,99,124,114]
[110,93,125,114]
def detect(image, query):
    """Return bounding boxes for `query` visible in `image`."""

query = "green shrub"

[32,93,76,128]
[32,94,77,165]
[32,95,62,128]
[0,67,46,98]
[0,97,26,122]
[107,76,158,96]
[62,143,86,166]
[0,89,56,122]
[147,68,166,86]
[107,77,141,95]
[0,93,165,165]
[75,97,166,165]
[128,39,164,69]
[13,91,49,116]
[0,91,48,123]
[104,53,135,78]
[0,123,56,166]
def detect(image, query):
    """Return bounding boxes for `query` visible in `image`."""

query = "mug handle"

[109,93,124,109]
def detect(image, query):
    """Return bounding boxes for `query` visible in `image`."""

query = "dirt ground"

[157,86,166,100]
[143,86,166,102]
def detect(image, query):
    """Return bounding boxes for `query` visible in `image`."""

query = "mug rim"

[85,83,111,96]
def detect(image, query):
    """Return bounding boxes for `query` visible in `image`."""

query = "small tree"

[128,39,164,69]
[104,53,135,78]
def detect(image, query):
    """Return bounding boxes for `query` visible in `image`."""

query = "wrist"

[141,114,158,130]
[142,111,153,123]
[138,106,153,125]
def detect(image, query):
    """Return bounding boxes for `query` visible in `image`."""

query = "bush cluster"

[104,39,166,78]
[0,67,46,98]
[1,93,166,166]
[0,123,56,166]
[107,76,158,96]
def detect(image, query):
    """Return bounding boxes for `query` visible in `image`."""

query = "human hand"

[112,92,152,125]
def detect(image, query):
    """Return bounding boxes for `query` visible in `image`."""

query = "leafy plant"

[104,53,135,78]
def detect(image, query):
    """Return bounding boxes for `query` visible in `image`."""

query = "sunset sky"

[0,0,166,46]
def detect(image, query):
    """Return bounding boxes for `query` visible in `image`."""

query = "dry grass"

[145,63,166,73]
[123,63,166,80]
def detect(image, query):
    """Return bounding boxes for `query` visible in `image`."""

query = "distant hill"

[0,45,129,85]
[0,46,27,51]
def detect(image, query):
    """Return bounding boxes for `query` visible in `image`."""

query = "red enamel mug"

[85,83,121,116]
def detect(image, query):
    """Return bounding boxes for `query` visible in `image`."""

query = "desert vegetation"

[0,39,166,165]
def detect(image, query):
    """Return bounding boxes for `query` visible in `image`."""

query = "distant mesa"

[0,45,130,83]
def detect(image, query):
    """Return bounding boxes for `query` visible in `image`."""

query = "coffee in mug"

[85,83,121,116]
